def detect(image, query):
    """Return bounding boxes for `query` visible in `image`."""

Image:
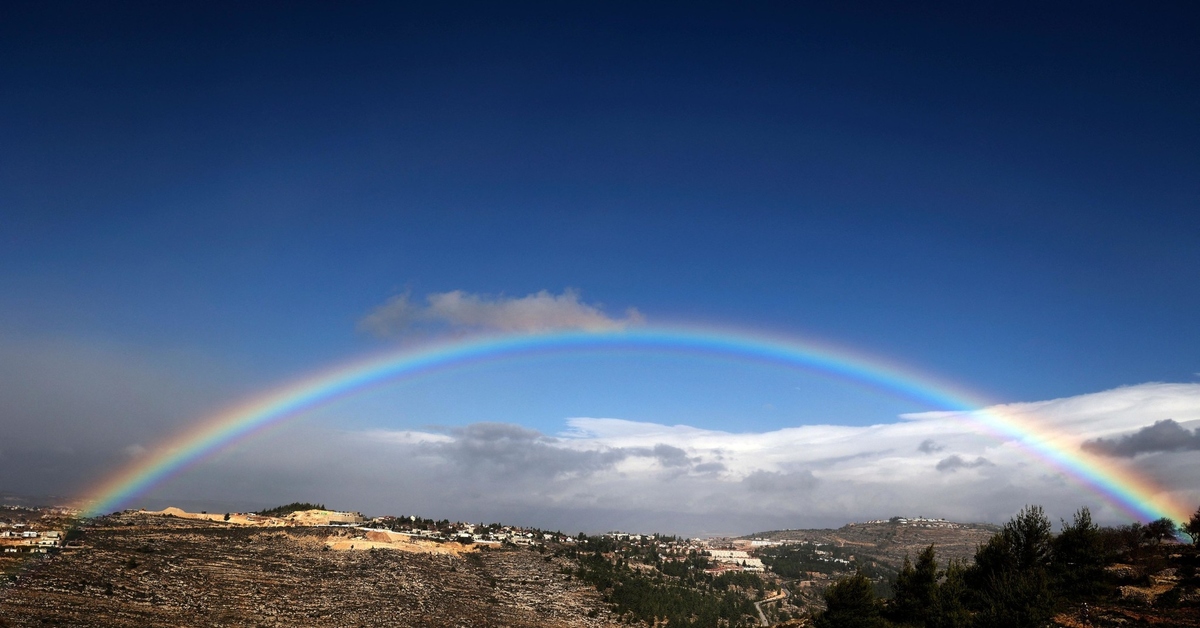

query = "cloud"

[13,372,1200,536]
[425,422,629,479]
[741,470,819,494]
[693,461,727,475]
[1081,419,1200,458]
[936,455,994,472]
[239,383,1197,533]
[918,439,944,454]
[619,444,696,469]
[359,289,644,337]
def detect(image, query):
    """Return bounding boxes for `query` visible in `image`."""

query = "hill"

[0,511,617,627]
[745,516,1000,569]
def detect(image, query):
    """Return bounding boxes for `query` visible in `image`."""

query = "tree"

[1144,517,1178,545]
[1184,505,1200,546]
[970,506,1053,585]
[967,506,1056,628]
[971,567,1054,628]
[1052,507,1105,598]
[814,571,890,628]
[1008,506,1054,570]
[926,561,971,628]
[889,545,938,625]
[1114,522,1147,560]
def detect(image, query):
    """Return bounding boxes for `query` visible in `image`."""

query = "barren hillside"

[0,513,618,627]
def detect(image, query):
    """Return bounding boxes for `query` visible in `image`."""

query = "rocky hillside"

[0,512,618,627]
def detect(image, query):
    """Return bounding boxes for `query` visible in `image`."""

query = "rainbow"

[82,326,1190,522]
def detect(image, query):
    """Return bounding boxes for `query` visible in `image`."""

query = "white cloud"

[156,382,1200,536]
[359,289,644,337]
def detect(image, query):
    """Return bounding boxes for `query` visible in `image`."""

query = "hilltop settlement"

[1,501,1198,627]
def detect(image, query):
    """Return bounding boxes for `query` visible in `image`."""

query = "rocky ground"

[0,514,618,627]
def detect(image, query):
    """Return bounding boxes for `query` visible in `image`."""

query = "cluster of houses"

[0,524,63,554]
[138,507,366,527]
[604,532,707,552]
[747,538,825,547]
[596,531,775,574]
[811,547,852,566]
[852,516,961,528]
[705,549,765,573]
[370,516,578,547]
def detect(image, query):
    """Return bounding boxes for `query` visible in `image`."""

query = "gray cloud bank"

[359,289,644,337]
[1081,419,1200,457]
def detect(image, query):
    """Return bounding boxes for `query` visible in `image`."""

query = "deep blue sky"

[3,1,1198,423]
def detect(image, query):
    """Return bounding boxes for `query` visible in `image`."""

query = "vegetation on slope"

[255,502,326,516]
[561,535,767,627]
[812,504,1200,628]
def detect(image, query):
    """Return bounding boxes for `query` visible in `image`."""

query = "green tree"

[888,545,938,625]
[971,568,1054,628]
[1052,507,1106,598]
[966,506,1056,628]
[1143,517,1177,544]
[814,571,890,628]
[926,560,971,628]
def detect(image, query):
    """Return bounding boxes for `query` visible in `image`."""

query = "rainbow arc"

[82,326,1190,523]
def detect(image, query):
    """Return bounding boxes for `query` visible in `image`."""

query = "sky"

[1,2,1198,535]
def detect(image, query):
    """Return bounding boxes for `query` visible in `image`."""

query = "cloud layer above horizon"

[148,382,1200,536]
[1,330,1197,536]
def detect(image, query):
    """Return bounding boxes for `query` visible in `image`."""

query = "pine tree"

[814,571,890,628]
[889,545,938,625]
[1052,507,1105,598]
[966,506,1056,628]
[927,560,971,628]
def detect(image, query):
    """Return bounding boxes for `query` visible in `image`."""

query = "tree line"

[254,502,326,516]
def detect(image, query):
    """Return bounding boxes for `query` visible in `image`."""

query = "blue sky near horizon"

[2,3,1200,525]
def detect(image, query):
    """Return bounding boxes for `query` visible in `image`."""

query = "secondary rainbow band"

[82,326,1189,522]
